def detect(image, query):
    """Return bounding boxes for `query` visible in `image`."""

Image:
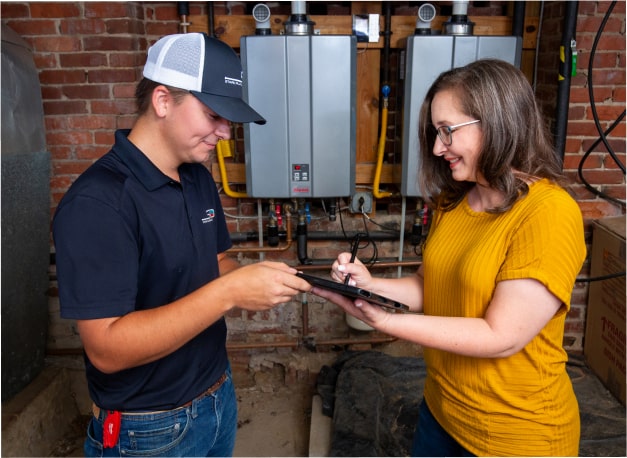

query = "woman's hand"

[310,286,392,330]
[331,253,373,289]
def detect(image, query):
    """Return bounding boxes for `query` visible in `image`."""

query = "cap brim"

[191,91,266,125]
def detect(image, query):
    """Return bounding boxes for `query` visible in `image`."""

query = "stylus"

[344,234,361,285]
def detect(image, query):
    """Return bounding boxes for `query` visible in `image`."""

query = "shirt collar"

[113,129,193,191]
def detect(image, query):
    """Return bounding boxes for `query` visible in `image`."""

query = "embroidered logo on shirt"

[202,209,215,224]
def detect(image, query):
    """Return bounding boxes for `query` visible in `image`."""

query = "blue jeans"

[84,368,237,457]
[411,398,475,457]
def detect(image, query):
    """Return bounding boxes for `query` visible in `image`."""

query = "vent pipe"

[443,0,474,36]
[252,3,272,35]
[284,1,315,35]
[414,3,437,35]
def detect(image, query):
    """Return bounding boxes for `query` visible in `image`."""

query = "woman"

[312,59,586,456]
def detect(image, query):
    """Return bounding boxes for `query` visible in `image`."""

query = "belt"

[92,372,228,418]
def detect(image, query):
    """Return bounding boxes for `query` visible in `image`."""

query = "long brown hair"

[418,59,564,213]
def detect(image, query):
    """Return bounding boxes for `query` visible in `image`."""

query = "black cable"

[577,271,626,283]
[578,111,626,206]
[586,1,625,175]
[578,0,626,208]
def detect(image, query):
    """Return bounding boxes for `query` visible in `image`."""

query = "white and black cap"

[143,33,266,125]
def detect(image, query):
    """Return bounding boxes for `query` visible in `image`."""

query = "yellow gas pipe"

[373,85,392,199]
[216,139,248,198]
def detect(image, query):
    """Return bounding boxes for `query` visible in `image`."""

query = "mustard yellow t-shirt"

[422,179,586,456]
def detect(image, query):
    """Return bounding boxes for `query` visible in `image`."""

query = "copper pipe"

[227,208,293,254]
[296,259,422,271]
[225,335,397,350]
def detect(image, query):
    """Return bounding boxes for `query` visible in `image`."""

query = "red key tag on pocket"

[103,410,121,448]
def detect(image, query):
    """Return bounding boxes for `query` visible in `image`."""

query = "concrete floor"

[2,347,625,457]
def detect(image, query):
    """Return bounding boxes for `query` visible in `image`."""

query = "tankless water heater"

[400,35,522,197]
[241,34,357,198]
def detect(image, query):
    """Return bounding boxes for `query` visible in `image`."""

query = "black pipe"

[382,2,392,86]
[511,1,526,38]
[207,2,215,37]
[297,220,312,265]
[177,1,189,16]
[229,230,412,243]
[554,1,578,164]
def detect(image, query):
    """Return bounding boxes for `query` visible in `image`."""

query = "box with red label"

[584,216,626,406]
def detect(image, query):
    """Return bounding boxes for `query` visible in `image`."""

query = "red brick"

[563,154,601,170]
[109,53,145,68]
[153,4,182,21]
[62,84,111,99]
[47,131,94,146]
[53,158,96,174]
[0,3,29,18]
[105,18,146,35]
[48,145,72,160]
[68,115,116,130]
[604,153,627,168]
[60,52,108,68]
[580,169,625,185]
[586,104,627,122]
[144,22,179,37]
[113,83,137,99]
[87,68,136,84]
[76,145,110,158]
[45,116,69,131]
[39,69,86,85]
[33,53,58,69]
[43,100,88,115]
[578,51,622,70]
[91,99,137,115]
[50,175,76,192]
[85,2,143,19]
[6,19,57,35]
[578,200,624,219]
[30,2,80,18]
[31,36,81,53]
[94,131,115,145]
[581,138,625,155]
[41,86,63,100]
[577,15,624,34]
[60,18,107,35]
[83,36,141,52]
[603,184,626,199]
[570,86,612,104]
[76,147,108,160]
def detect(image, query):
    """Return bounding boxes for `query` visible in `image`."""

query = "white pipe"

[291,1,306,15]
[452,0,469,16]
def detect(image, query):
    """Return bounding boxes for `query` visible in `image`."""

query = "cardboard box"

[584,216,626,406]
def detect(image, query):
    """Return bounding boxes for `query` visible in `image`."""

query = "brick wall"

[2,1,625,358]
[534,1,626,348]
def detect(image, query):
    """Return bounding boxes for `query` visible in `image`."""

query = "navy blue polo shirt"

[53,129,233,411]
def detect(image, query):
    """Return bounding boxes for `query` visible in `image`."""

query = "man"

[53,32,311,457]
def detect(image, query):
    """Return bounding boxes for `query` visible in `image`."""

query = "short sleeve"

[497,187,586,308]
[53,195,139,319]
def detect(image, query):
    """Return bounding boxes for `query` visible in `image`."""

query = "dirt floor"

[45,378,315,457]
[234,382,313,457]
[41,345,626,457]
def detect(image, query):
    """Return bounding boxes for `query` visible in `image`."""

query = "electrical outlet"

[349,192,373,214]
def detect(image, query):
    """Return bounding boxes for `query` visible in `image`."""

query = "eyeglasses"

[434,119,481,146]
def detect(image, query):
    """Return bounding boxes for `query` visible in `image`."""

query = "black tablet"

[297,272,410,312]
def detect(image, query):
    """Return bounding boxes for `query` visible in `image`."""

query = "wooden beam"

[188,15,533,50]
